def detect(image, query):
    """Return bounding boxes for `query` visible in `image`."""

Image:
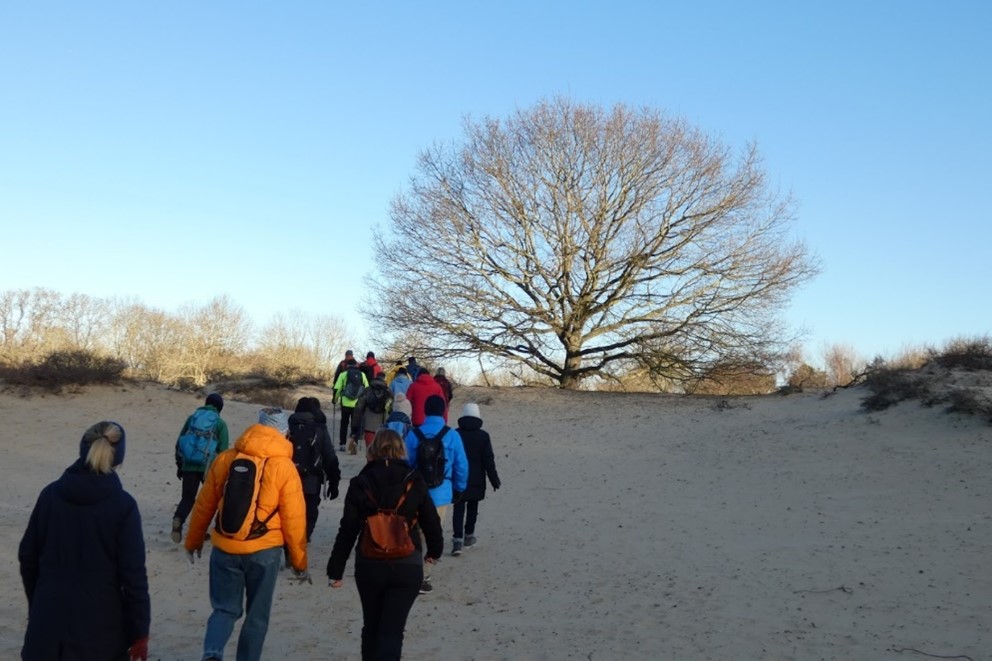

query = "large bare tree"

[372,97,819,389]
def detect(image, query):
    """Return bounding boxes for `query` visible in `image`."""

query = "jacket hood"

[234,423,293,459]
[415,373,435,383]
[54,459,123,505]
[358,458,414,492]
[457,415,483,431]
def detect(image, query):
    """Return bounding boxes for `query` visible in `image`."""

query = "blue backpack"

[178,407,220,465]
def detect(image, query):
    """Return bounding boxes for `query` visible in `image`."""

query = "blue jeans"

[202,546,282,661]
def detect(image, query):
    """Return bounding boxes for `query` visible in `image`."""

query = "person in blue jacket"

[19,421,151,661]
[404,394,468,594]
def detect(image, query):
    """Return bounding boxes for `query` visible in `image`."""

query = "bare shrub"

[944,388,991,416]
[932,336,992,371]
[787,363,829,390]
[860,364,931,411]
[822,343,865,387]
[0,349,126,391]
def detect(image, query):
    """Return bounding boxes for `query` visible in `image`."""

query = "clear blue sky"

[1,1,989,364]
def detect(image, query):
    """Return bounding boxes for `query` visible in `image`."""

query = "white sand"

[1,381,989,660]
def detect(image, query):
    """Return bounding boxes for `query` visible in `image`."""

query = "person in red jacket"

[404,366,447,425]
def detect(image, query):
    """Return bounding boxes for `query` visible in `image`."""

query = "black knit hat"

[424,394,446,417]
[205,392,224,412]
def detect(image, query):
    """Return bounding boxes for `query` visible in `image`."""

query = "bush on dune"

[861,336,992,422]
[0,350,126,392]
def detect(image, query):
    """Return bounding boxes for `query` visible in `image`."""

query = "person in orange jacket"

[185,420,310,661]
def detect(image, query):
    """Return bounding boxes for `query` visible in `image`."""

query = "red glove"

[128,636,149,661]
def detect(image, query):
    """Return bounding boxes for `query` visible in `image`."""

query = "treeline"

[0,288,349,388]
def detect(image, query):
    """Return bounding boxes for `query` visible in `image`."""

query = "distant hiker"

[404,394,468,593]
[359,350,384,383]
[351,374,394,452]
[405,356,422,381]
[184,421,310,661]
[172,392,229,543]
[405,366,447,426]
[386,359,405,386]
[384,392,413,440]
[332,349,356,386]
[289,397,341,542]
[389,366,412,398]
[334,358,369,451]
[19,421,150,661]
[451,402,501,555]
[327,428,443,660]
[433,367,455,403]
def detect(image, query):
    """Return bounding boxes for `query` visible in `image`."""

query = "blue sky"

[1,1,989,364]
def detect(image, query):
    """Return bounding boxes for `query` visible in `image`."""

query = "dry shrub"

[932,336,992,371]
[860,365,931,412]
[0,350,126,392]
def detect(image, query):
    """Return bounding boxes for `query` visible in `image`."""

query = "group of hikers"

[17,352,502,661]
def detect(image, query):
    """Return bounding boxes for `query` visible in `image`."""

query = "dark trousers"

[354,561,423,661]
[452,499,480,538]
[339,406,355,445]
[304,492,320,542]
[173,471,202,523]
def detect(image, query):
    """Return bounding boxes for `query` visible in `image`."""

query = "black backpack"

[216,454,277,541]
[288,413,321,477]
[412,426,449,488]
[364,384,391,414]
[342,367,365,400]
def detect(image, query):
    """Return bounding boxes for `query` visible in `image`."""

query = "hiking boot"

[419,579,433,594]
[451,539,463,556]
[171,517,183,544]
[464,534,477,549]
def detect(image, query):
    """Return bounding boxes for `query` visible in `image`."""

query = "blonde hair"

[366,428,407,462]
[82,421,123,474]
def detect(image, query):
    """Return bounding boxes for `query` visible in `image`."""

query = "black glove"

[492,479,501,491]
[176,467,183,480]
[452,490,463,504]
[323,482,338,500]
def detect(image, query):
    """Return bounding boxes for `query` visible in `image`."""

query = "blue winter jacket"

[19,459,150,660]
[404,415,468,506]
[390,374,412,397]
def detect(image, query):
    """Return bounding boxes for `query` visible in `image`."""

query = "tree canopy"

[369,97,818,389]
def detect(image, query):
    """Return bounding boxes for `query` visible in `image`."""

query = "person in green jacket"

[172,392,230,543]
[333,358,369,452]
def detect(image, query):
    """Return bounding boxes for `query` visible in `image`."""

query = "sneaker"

[419,580,433,594]
[171,517,183,544]
[464,534,477,549]
[451,539,463,556]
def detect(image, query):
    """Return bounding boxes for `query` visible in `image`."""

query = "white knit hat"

[460,402,481,419]
[393,392,412,417]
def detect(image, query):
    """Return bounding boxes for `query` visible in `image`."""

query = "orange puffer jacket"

[185,424,308,571]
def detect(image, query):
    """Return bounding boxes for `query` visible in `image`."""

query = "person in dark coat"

[451,402,501,556]
[327,428,443,661]
[289,397,341,542]
[19,421,151,661]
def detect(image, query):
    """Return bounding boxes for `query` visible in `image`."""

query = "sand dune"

[1,381,989,660]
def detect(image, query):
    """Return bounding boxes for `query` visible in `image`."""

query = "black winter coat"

[326,459,443,580]
[456,415,501,501]
[19,460,150,660]
[288,411,341,496]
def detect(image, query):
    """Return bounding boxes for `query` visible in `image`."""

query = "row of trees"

[0,288,349,387]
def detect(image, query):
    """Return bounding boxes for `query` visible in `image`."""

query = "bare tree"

[371,97,819,388]
[822,342,865,387]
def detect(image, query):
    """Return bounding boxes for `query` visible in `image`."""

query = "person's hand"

[186,547,202,564]
[291,568,312,584]
[128,636,149,661]
[329,578,344,589]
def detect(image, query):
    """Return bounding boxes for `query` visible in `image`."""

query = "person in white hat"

[450,402,502,556]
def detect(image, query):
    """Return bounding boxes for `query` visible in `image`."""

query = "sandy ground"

[1,380,989,660]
